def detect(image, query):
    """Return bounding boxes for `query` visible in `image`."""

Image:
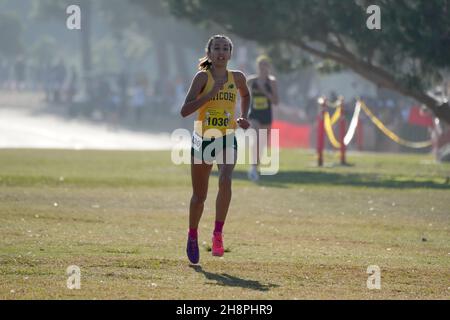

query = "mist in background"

[0,0,435,152]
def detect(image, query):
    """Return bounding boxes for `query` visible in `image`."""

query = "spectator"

[53,59,67,104]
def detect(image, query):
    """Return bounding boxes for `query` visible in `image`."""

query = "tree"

[168,0,450,124]
[32,0,93,93]
[30,35,57,65]
[0,11,23,59]
[131,0,212,84]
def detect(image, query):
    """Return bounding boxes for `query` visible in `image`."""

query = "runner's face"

[208,39,232,68]
[258,60,270,78]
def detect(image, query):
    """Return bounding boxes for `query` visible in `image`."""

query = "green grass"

[0,149,449,299]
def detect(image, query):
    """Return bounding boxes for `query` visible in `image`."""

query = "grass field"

[0,149,449,300]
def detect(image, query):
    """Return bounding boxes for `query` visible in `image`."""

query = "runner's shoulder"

[231,70,246,79]
[194,71,209,82]
[231,70,247,86]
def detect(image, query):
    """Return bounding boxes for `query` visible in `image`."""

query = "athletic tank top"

[249,78,273,125]
[250,79,272,112]
[195,70,238,138]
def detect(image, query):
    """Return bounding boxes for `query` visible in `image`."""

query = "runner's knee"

[218,174,232,190]
[191,193,207,205]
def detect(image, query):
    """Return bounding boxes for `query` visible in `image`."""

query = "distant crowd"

[0,57,189,130]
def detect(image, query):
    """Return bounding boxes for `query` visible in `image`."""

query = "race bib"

[204,108,231,129]
[253,96,269,110]
[192,131,203,152]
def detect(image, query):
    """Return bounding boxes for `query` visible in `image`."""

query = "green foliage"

[129,0,169,17]
[316,59,346,74]
[30,0,70,22]
[130,0,211,48]
[167,0,450,93]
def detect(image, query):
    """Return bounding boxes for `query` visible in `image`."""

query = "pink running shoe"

[212,232,224,257]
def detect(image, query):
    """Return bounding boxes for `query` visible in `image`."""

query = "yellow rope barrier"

[324,111,341,149]
[359,101,432,149]
[330,106,341,126]
[324,105,357,148]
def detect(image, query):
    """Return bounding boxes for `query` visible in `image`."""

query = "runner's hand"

[209,78,226,98]
[237,118,250,130]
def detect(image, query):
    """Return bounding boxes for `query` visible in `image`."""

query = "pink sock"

[188,228,198,239]
[214,221,224,234]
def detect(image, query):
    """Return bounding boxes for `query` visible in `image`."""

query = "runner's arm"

[235,71,251,120]
[269,78,280,106]
[180,72,211,118]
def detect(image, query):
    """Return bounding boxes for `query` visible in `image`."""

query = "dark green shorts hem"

[191,134,238,162]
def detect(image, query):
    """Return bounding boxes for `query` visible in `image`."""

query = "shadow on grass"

[190,265,279,292]
[224,170,450,190]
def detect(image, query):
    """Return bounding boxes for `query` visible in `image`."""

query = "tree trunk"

[155,35,169,92]
[80,0,92,98]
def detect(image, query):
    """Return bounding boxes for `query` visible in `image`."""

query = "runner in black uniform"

[249,79,273,126]
[247,55,279,181]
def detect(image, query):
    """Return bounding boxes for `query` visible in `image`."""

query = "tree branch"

[291,38,450,123]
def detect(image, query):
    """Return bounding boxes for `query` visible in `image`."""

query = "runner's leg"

[215,146,237,222]
[189,160,213,229]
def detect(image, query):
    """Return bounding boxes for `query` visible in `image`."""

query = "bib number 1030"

[206,117,229,127]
